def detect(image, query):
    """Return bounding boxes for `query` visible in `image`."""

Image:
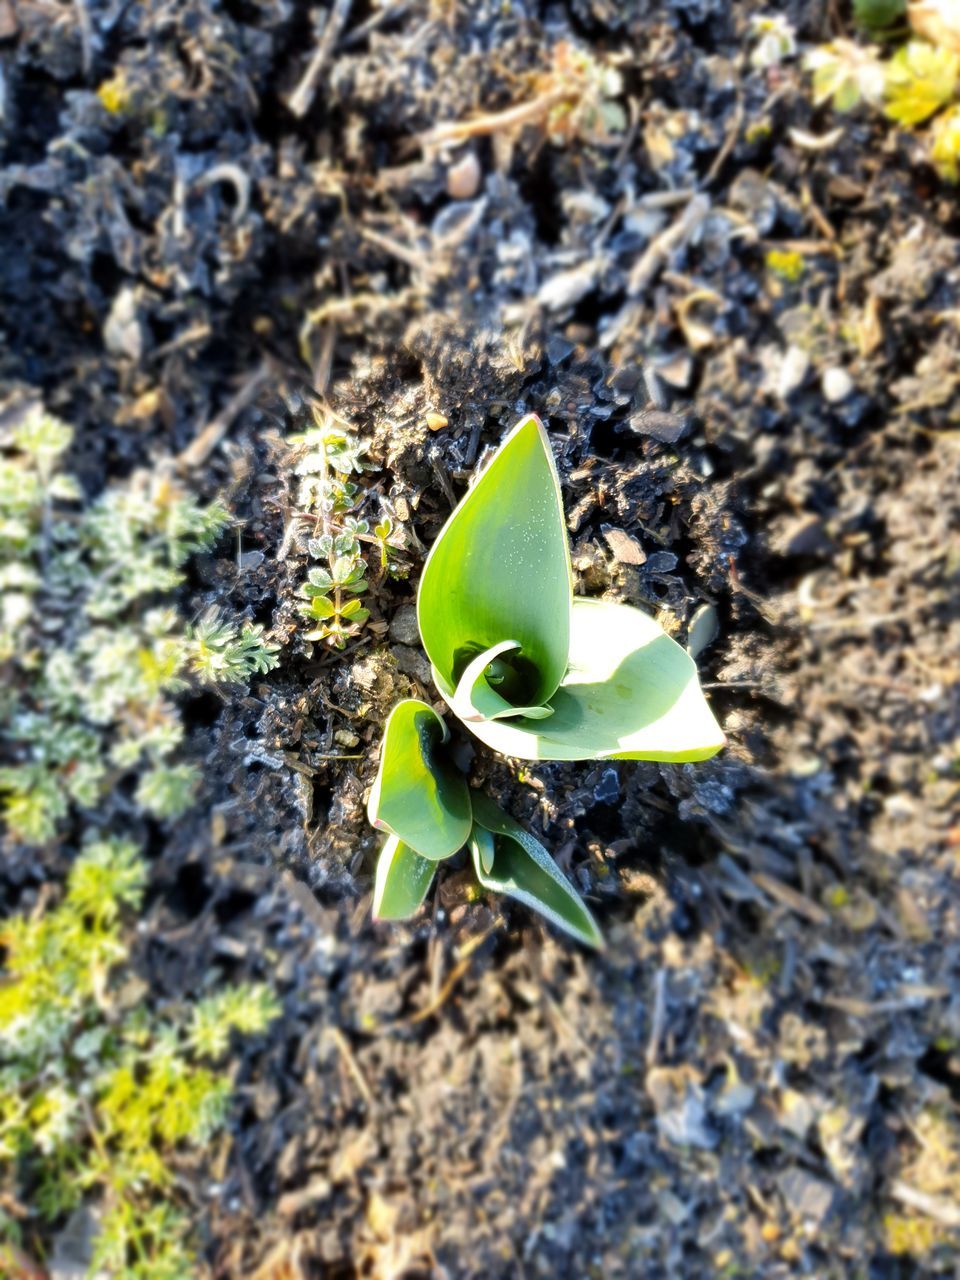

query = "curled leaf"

[449,599,725,763]
[450,640,554,723]
[367,699,471,860]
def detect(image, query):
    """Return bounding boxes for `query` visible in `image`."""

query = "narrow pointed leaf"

[418,415,572,705]
[367,699,472,860]
[372,834,437,920]
[451,599,725,762]
[451,640,554,723]
[469,794,603,948]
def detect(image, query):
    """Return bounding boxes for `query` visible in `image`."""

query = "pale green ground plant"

[0,404,279,844]
[0,401,283,1275]
[0,838,279,1278]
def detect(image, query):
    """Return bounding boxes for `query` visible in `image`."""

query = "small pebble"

[388,604,420,646]
[822,366,854,403]
[446,151,481,200]
[777,344,810,399]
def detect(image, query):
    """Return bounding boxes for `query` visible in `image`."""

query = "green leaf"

[450,640,555,723]
[372,834,437,920]
[471,821,496,874]
[300,596,337,619]
[367,699,472,860]
[853,0,905,31]
[418,415,572,708]
[469,794,603,948]
[444,599,725,762]
[884,41,960,126]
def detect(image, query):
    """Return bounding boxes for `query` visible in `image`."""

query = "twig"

[287,0,353,119]
[646,968,667,1067]
[419,85,573,149]
[890,1181,960,1228]
[341,0,411,47]
[701,90,743,188]
[360,224,440,279]
[407,952,475,1024]
[751,872,829,926]
[73,0,94,75]
[177,362,269,470]
[333,1026,376,1112]
[627,194,711,296]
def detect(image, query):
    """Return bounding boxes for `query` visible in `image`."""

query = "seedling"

[291,409,406,649]
[367,416,724,947]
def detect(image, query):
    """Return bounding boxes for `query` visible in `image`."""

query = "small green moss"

[765,249,806,283]
[745,119,773,144]
[0,840,279,1276]
[826,885,850,909]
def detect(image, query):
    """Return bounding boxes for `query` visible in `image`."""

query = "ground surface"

[2,1,960,1277]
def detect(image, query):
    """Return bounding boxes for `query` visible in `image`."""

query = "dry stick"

[287,0,353,119]
[701,89,743,188]
[646,968,667,1067]
[332,1026,376,1112]
[890,1181,960,1228]
[627,193,711,297]
[359,224,440,280]
[177,362,270,471]
[73,0,94,75]
[419,84,574,149]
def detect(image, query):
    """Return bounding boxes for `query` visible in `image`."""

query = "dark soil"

[2,1,960,1277]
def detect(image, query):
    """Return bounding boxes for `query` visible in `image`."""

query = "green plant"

[291,409,405,650]
[853,0,907,33]
[883,39,959,124]
[0,839,279,1277]
[804,19,960,183]
[366,416,724,946]
[805,39,886,111]
[750,15,798,70]
[930,102,960,177]
[0,405,279,844]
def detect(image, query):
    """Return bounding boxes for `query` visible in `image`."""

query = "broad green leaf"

[418,415,572,707]
[451,640,555,723]
[853,0,905,30]
[448,599,725,762]
[469,794,603,948]
[884,41,959,126]
[367,699,472,860]
[372,834,436,920]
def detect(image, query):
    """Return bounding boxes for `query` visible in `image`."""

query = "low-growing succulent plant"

[367,415,724,947]
[0,838,280,1277]
[0,405,279,845]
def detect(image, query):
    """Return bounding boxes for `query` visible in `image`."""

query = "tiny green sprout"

[374,515,394,571]
[367,416,724,947]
